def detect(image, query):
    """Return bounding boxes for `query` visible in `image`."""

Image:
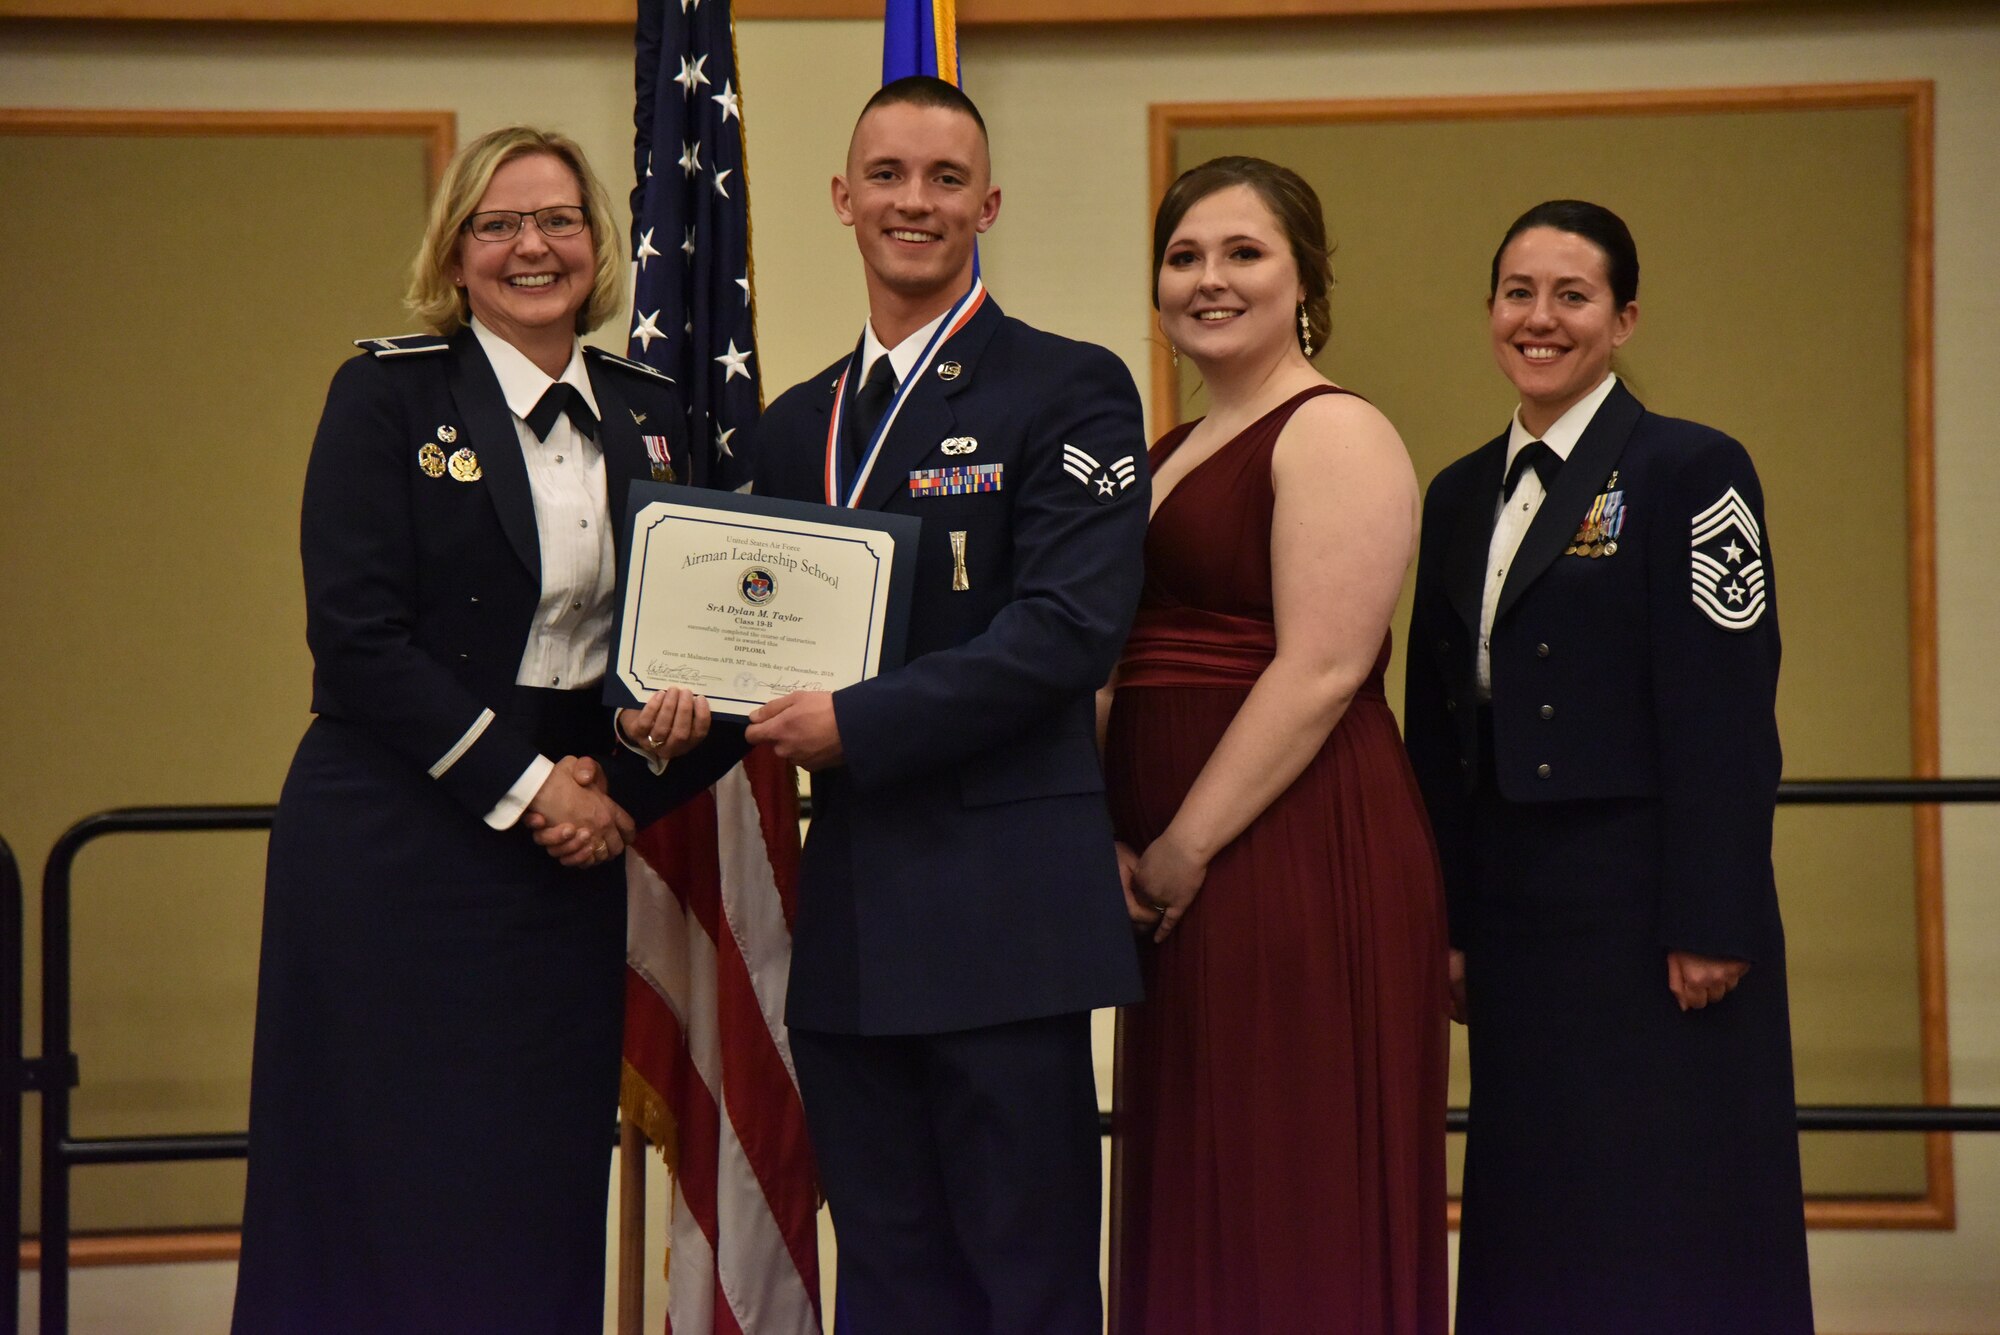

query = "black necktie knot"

[1503,440,1559,500]
[526,382,598,442]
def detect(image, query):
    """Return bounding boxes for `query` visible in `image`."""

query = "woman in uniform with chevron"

[1403,199,1814,1332]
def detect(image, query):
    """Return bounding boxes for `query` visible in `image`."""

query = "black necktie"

[1502,439,1559,500]
[525,382,598,441]
[847,356,899,471]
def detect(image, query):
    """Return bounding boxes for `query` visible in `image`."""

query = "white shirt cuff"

[614,715,669,776]
[486,754,556,830]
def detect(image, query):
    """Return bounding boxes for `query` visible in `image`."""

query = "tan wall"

[4,3,1998,1329]
[0,127,433,1232]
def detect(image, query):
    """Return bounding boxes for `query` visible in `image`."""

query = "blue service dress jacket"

[300,328,691,813]
[629,293,1149,1037]
[1401,379,1813,1334]
[1405,379,1789,960]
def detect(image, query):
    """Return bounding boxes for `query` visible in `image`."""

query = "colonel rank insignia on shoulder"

[1690,485,1766,630]
[584,345,676,384]
[355,334,449,358]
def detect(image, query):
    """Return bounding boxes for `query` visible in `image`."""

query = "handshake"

[523,686,713,868]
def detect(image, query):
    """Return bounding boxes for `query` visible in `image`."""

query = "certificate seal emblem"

[740,567,778,605]
[447,447,482,483]
[417,443,447,478]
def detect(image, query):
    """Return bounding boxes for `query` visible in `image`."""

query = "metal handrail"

[1776,778,2000,805]
[34,806,274,1335]
[4,834,22,1335]
[8,780,2000,1335]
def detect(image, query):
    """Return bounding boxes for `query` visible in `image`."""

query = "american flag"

[630,0,760,489]
[622,2,821,1332]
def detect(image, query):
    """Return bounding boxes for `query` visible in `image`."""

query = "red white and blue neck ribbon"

[823,277,987,507]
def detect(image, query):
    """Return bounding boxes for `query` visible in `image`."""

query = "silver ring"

[1149,900,1170,915]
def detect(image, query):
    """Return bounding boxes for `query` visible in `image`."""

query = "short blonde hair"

[405,126,626,337]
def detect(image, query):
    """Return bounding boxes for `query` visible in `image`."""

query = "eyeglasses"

[462,206,590,243]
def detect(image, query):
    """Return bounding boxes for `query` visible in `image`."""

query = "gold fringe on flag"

[933,0,958,86]
[620,1058,682,1178]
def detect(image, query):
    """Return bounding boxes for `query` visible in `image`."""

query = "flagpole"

[618,1115,648,1335]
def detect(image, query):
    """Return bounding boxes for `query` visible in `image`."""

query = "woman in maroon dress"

[1104,157,1448,1334]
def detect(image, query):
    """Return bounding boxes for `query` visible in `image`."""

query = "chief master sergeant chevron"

[736,76,1147,1334]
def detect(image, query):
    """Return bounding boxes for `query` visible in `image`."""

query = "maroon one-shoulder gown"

[1107,387,1449,1335]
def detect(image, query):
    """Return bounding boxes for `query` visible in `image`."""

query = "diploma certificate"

[606,484,919,717]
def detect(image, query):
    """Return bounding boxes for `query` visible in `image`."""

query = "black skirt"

[1453,788,1814,1335]
[233,689,625,1335]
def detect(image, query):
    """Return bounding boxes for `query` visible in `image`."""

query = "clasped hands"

[525,686,713,868]
[1115,833,1209,945]
[524,755,633,868]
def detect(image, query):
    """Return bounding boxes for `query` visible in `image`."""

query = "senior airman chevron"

[1061,442,1139,502]
[1690,485,1766,630]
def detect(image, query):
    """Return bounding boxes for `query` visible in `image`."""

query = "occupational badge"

[436,424,458,444]
[936,360,963,381]
[630,409,648,425]
[417,443,447,478]
[1061,443,1138,504]
[447,447,483,483]
[940,436,978,456]
[1690,485,1766,630]
[1565,471,1626,558]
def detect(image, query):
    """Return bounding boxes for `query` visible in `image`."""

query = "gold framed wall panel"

[3,106,454,1270]
[0,107,455,184]
[0,0,1809,24]
[1151,81,1945,1230]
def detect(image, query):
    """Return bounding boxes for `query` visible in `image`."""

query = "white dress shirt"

[860,304,952,393]
[470,318,616,827]
[1476,372,1620,699]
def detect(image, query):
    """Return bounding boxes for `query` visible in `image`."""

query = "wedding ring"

[646,734,663,748]
[1150,900,1170,915]
[594,840,609,858]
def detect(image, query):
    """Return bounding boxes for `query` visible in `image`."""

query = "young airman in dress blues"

[615,76,1149,1335]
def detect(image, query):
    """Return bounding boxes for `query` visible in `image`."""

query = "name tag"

[907,463,1003,497]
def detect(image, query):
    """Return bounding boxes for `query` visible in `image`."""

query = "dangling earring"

[1170,344,1181,369]
[1298,302,1314,359]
